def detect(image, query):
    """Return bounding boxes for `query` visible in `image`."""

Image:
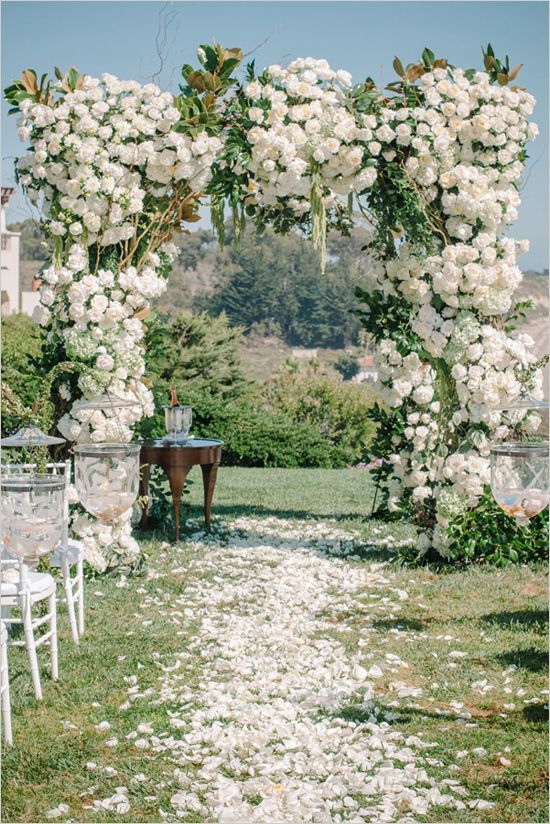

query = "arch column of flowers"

[5,45,544,568]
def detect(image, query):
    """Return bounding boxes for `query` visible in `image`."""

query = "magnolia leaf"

[139,376,153,388]
[406,63,425,82]
[508,63,522,81]
[134,307,151,321]
[393,57,405,77]
[510,85,526,91]
[187,71,206,93]
[21,69,38,94]
[422,47,435,67]
[497,72,508,86]
[203,91,216,110]
[433,59,448,69]
[483,54,495,70]
[203,71,221,92]
[224,47,243,64]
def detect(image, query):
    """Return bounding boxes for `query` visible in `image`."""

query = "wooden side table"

[139,438,223,541]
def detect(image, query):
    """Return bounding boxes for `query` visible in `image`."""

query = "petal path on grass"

[87,517,494,823]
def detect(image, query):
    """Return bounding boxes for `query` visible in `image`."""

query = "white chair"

[3,461,85,644]
[0,620,12,745]
[0,560,58,701]
[50,538,84,642]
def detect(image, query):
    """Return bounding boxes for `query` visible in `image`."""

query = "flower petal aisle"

[100,517,492,823]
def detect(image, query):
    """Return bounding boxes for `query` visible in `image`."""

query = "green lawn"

[2,468,548,823]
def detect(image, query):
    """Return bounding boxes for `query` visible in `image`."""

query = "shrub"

[396,490,548,568]
[142,310,250,402]
[263,366,377,465]
[139,387,348,468]
[1,314,42,407]
[1,314,43,436]
[139,312,348,468]
[445,492,548,566]
[334,352,361,381]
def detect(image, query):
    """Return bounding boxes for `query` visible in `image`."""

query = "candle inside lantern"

[490,442,549,526]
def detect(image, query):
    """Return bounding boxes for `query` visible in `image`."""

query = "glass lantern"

[490,442,549,526]
[73,443,141,522]
[0,474,65,566]
[163,405,193,443]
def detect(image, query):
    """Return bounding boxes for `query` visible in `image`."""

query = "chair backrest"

[1,460,72,549]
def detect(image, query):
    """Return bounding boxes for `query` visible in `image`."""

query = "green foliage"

[140,309,249,408]
[0,315,42,430]
[334,352,361,381]
[396,490,548,568]
[177,42,243,137]
[191,393,350,468]
[482,43,523,86]
[7,221,46,260]
[138,312,356,468]
[263,366,376,465]
[445,491,549,566]
[197,225,368,348]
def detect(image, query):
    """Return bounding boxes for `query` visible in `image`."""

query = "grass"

[2,468,548,823]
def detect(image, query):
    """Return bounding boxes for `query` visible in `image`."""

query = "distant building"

[353,353,378,383]
[292,348,318,360]
[1,188,21,314]
[0,187,40,317]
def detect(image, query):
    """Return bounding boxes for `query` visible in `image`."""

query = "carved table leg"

[167,465,193,542]
[201,462,220,531]
[139,462,151,532]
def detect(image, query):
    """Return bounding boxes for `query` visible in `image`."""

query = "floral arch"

[4,43,544,568]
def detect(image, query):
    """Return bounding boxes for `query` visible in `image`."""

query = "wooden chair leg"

[201,463,220,531]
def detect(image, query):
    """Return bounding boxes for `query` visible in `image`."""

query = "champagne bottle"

[170,384,180,407]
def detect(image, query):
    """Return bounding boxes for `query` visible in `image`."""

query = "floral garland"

[209,57,377,267]
[6,45,544,567]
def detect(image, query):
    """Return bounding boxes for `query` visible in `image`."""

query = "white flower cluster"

[71,509,140,573]
[235,58,376,216]
[375,341,436,409]
[17,74,221,245]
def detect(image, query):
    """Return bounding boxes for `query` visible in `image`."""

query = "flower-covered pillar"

[5,47,241,569]
[352,48,544,557]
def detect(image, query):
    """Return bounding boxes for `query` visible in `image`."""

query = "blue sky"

[2,1,548,269]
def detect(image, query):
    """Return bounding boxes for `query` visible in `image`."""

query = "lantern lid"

[0,424,66,448]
